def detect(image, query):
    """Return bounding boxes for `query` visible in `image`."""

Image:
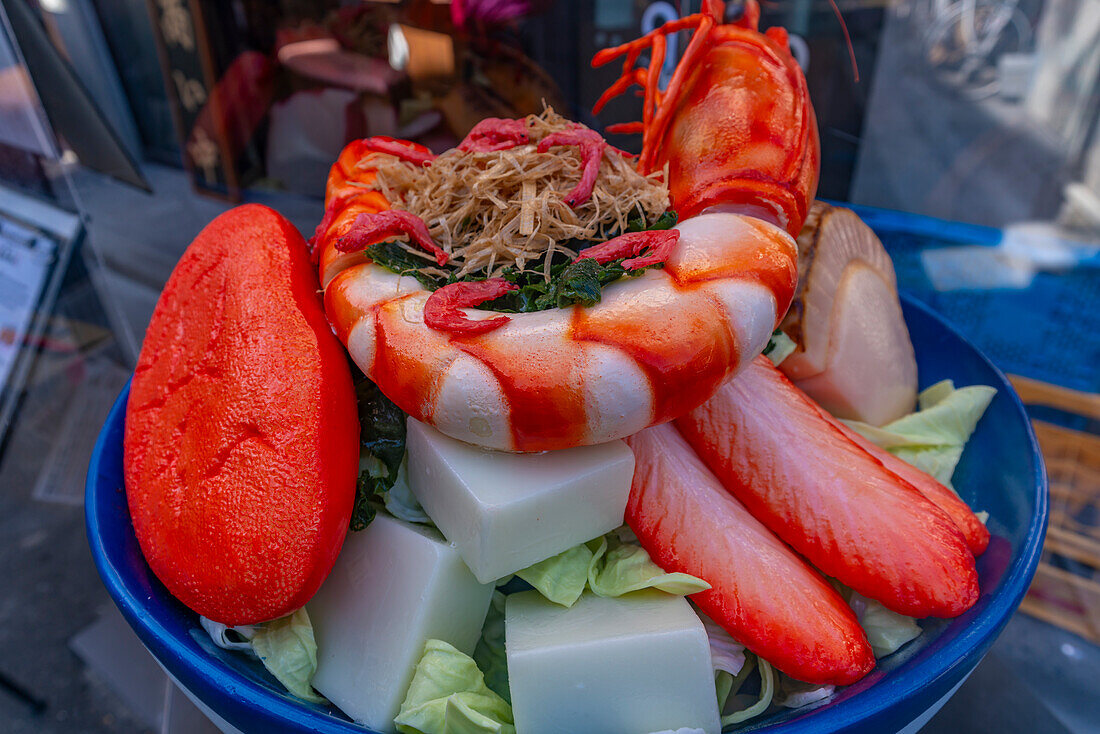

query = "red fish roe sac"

[360,136,437,166]
[424,279,519,335]
[125,205,359,625]
[335,210,450,266]
[575,229,680,270]
[537,128,608,207]
[458,117,531,152]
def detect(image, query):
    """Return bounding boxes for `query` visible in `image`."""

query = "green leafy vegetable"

[515,544,593,607]
[487,254,664,313]
[472,592,510,703]
[640,210,678,232]
[512,529,709,607]
[847,590,922,658]
[250,609,326,703]
[719,653,775,726]
[587,536,711,598]
[763,329,798,366]
[366,211,678,315]
[365,241,444,290]
[200,610,325,704]
[842,380,996,488]
[395,639,515,734]
[352,377,409,530]
[545,257,605,308]
[619,208,677,234]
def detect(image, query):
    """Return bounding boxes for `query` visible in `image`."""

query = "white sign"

[0,220,54,393]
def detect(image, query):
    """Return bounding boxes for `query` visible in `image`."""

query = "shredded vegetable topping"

[362,108,669,279]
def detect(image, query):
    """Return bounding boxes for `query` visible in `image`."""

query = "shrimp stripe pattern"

[314,0,812,452]
[320,210,794,452]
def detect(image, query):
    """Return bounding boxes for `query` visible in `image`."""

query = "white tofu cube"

[505,590,721,734]
[308,514,493,732]
[405,418,635,583]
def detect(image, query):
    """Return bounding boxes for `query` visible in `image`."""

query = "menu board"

[0,219,54,393]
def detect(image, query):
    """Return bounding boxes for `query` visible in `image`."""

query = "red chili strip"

[307,194,350,263]
[537,128,607,207]
[574,229,680,270]
[361,137,436,166]
[335,210,449,266]
[458,118,531,153]
[424,279,518,336]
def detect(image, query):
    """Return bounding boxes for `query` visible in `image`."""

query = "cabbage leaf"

[250,608,326,703]
[512,530,709,607]
[515,544,593,607]
[847,590,922,658]
[587,536,711,598]
[843,380,995,487]
[201,609,325,703]
[720,654,775,726]
[385,456,434,525]
[775,674,835,709]
[698,611,747,681]
[200,616,256,652]
[395,639,515,734]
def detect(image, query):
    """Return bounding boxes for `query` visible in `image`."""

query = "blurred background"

[0,0,1096,732]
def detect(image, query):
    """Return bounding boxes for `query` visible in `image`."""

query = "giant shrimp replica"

[312,0,987,686]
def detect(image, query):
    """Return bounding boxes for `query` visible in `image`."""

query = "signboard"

[0,221,54,392]
[146,0,239,198]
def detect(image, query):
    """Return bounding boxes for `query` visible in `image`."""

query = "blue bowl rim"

[85,293,1049,733]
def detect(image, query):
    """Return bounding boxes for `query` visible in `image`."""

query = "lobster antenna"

[702,0,726,19]
[827,0,860,83]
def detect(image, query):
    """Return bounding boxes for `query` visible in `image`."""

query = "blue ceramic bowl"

[86,295,1047,734]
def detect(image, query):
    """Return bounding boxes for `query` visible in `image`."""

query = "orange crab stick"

[811,403,990,556]
[677,357,980,619]
[625,424,875,685]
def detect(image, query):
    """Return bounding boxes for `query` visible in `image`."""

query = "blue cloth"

[841,203,1100,397]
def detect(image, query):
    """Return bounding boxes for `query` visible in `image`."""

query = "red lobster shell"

[594,0,819,237]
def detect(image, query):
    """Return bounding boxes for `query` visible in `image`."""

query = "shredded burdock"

[358,108,669,280]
